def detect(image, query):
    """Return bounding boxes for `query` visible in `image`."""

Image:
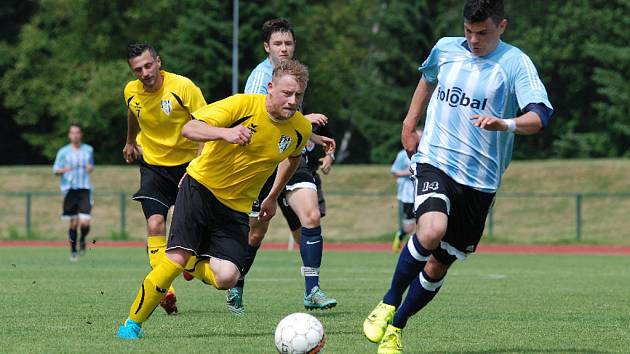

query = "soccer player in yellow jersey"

[117,59,312,339]
[122,43,207,315]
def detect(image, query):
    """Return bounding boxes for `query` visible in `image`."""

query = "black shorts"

[168,175,249,272]
[399,202,415,224]
[412,163,495,265]
[278,161,326,231]
[132,157,188,218]
[62,189,92,220]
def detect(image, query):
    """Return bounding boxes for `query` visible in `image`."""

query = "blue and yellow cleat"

[117,318,144,340]
[304,286,337,310]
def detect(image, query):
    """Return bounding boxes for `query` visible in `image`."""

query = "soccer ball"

[274,312,326,354]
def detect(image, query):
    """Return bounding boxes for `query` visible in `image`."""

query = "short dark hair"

[127,43,158,61]
[463,0,504,25]
[69,122,82,131]
[262,18,295,43]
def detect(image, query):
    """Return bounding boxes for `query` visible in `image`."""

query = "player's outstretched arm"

[182,120,251,145]
[310,134,336,152]
[304,113,328,126]
[471,111,543,135]
[259,156,301,221]
[402,78,435,157]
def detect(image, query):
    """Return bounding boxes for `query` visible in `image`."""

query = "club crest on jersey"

[161,99,172,116]
[278,135,292,153]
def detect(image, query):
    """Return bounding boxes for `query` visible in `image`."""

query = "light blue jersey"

[53,144,94,193]
[391,150,414,203]
[413,37,553,192]
[244,59,273,94]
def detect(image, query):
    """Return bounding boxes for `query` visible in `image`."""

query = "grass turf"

[1,247,628,353]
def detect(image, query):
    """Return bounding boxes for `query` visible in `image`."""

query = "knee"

[213,267,240,290]
[69,219,78,229]
[417,221,447,249]
[147,216,166,235]
[300,208,321,228]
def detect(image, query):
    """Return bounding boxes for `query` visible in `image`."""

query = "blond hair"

[272,59,309,88]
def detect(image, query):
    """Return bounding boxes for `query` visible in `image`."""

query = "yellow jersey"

[124,70,207,166]
[187,94,312,212]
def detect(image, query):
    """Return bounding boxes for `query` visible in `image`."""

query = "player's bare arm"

[310,134,336,152]
[123,109,142,163]
[304,113,328,126]
[471,111,543,135]
[319,154,334,175]
[182,120,251,145]
[392,170,412,178]
[54,166,71,176]
[258,155,301,222]
[402,78,435,157]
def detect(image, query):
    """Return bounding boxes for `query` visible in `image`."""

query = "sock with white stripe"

[383,235,431,307]
[300,226,323,295]
[392,270,445,329]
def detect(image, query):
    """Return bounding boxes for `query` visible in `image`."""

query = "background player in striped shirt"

[363,1,553,353]
[123,43,207,315]
[53,123,94,262]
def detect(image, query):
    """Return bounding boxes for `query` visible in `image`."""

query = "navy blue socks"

[383,235,431,307]
[300,226,323,294]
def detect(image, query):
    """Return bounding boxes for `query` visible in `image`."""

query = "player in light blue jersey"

[53,123,94,261]
[390,129,422,253]
[364,1,553,352]
[244,56,273,94]
[222,18,337,315]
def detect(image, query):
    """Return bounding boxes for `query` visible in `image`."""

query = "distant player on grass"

[53,123,94,262]
[122,43,207,315]
[117,59,313,339]
[363,1,554,353]
[390,129,422,253]
[224,18,337,315]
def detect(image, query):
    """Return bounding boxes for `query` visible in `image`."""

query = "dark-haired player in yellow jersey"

[123,43,207,315]
[117,59,313,339]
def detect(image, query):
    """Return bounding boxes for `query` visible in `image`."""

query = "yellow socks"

[184,256,219,288]
[128,256,183,323]
[147,235,175,294]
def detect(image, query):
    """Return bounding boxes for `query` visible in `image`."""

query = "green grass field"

[1,247,628,353]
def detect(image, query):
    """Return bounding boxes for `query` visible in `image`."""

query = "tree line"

[1,0,628,164]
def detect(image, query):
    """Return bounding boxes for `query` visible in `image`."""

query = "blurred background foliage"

[1,0,628,164]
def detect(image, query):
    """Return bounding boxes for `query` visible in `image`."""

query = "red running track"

[1,240,629,255]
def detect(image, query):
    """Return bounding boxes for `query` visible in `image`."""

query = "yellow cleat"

[377,325,403,354]
[392,232,402,253]
[363,301,396,343]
